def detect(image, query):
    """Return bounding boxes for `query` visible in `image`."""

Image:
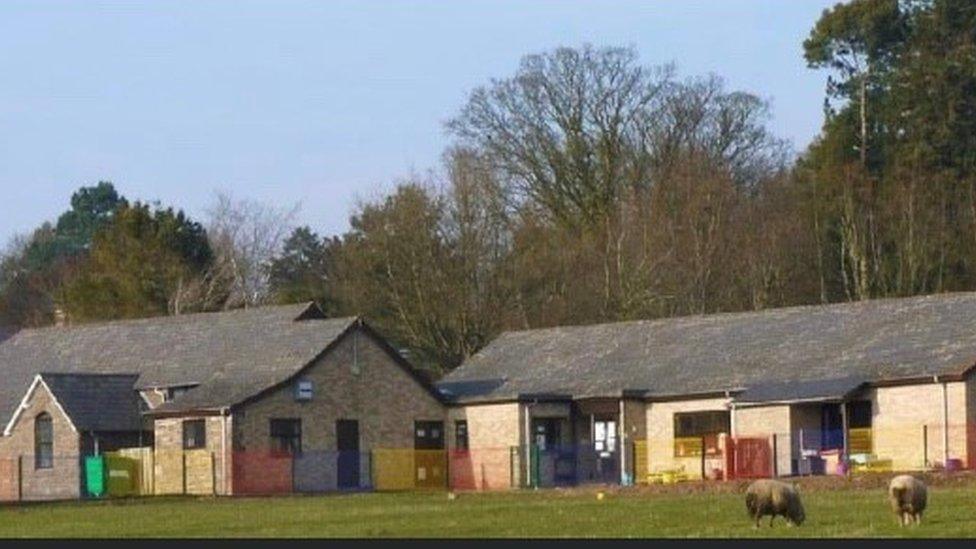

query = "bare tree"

[204,192,300,309]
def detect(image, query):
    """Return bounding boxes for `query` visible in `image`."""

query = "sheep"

[744,479,806,528]
[888,474,927,526]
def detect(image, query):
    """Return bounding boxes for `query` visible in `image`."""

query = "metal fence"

[1,421,975,502]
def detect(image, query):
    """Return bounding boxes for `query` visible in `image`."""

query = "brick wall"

[446,402,520,489]
[870,381,969,470]
[645,397,729,479]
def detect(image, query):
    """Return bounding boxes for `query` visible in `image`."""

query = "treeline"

[2,0,975,376]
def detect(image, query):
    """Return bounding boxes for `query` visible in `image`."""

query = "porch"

[521,396,642,488]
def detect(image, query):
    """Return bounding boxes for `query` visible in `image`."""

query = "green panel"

[85,456,106,498]
[105,455,139,497]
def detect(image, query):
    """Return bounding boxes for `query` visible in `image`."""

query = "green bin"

[85,456,106,498]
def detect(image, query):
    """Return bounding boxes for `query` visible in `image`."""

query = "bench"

[647,466,690,484]
[850,454,893,473]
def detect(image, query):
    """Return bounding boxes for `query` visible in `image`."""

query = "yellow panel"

[373,449,416,491]
[154,450,184,495]
[185,450,214,495]
[633,440,648,484]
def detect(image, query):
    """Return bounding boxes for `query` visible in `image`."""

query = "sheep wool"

[888,475,927,526]
[744,479,806,528]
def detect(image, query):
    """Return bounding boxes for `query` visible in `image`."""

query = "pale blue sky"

[0,0,836,244]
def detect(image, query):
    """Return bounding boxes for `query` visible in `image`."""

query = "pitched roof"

[40,373,145,432]
[0,303,358,420]
[734,376,868,405]
[438,292,976,403]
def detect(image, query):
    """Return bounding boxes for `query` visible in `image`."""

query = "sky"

[0,0,837,245]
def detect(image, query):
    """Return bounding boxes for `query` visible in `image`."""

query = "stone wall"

[152,415,227,495]
[2,380,81,501]
[232,327,445,453]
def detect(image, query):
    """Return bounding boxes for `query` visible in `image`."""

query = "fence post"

[369,450,375,491]
[771,434,778,478]
[182,452,187,496]
[443,450,449,491]
[17,455,22,502]
[211,452,217,496]
[290,452,296,493]
[923,425,928,469]
[509,447,514,488]
[700,436,706,480]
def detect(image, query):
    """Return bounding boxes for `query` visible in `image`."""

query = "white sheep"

[888,474,927,526]
[744,479,806,528]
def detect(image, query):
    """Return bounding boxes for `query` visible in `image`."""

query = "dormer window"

[166,386,190,402]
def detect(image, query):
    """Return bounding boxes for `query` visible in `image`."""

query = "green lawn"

[0,484,974,538]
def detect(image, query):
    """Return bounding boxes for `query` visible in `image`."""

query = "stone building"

[0,303,446,498]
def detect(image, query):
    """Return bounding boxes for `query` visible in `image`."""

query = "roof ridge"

[39,372,140,378]
[3,301,336,337]
[489,291,976,339]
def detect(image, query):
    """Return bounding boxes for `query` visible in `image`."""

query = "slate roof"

[438,292,976,403]
[734,376,868,405]
[0,303,358,421]
[39,373,145,432]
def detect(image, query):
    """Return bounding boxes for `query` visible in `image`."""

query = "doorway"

[414,421,445,488]
[336,419,360,489]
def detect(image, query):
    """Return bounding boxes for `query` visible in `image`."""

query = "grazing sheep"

[744,479,806,528]
[888,475,927,526]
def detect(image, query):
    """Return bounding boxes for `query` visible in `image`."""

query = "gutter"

[220,407,230,496]
[935,375,949,467]
[523,399,536,489]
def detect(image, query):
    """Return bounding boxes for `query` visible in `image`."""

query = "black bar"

[772,434,778,477]
[923,424,928,468]
[182,452,187,495]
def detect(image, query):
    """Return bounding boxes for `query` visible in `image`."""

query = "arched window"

[34,413,53,469]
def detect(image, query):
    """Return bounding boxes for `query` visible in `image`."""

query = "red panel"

[232,452,293,495]
[727,437,772,480]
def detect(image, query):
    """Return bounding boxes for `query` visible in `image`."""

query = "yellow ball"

[596,492,605,501]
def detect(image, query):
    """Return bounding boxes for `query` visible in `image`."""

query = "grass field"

[2,479,975,538]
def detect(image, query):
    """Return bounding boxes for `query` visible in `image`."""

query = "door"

[531,418,574,486]
[336,420,360,489]
[593,418,619,483]
[821,405,844,450]
[414,421,446,488]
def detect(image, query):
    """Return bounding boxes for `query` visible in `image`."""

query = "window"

[846,400,872,429]
[295,380,313,401]
[533,418,561,451]
[414,421,444,450]
[594,420,616,455]
[270,419,302,455]
[673,411,729,457]
[846,400,873,454]
[34,413,53,470]
[166,386,190,402]
[454,420,469,451]
[182,420,206,449]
